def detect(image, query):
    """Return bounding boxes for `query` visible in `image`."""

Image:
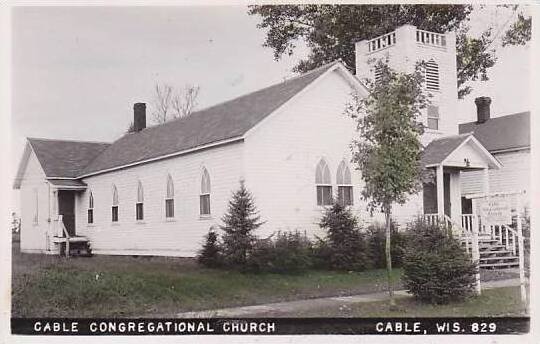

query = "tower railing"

[367,31,397,53]
[416,29,447,48]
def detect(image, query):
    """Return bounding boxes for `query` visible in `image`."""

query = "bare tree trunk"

[385,205,396,308]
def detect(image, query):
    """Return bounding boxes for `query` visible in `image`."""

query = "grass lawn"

[282,286,528,317]
[11,241,522,318]
[12,243,402,317]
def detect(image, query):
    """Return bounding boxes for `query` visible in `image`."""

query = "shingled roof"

[421,133,471,167]
[459,111,530,152]
[28,138,110,178]
[81,61,346,176]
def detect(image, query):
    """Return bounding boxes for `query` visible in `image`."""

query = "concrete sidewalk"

[176,278,523,318]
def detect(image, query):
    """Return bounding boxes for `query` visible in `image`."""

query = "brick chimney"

[475,96,491,123]
[133,103,146,132]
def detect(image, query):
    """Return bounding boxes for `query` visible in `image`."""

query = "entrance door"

[58,190,76,236]
[443,173,451,217]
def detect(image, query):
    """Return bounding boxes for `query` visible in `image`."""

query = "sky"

[10,5,532,210]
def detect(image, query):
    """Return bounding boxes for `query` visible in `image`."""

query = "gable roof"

[421,133,501,169]
[29,138,110,178]
[458,111,530,152]
[13,138,110,189]
[81,61,358,176]
[421,133,471,167]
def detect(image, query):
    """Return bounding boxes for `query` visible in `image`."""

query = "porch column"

[450,172,462,223]
[436,164,444,218]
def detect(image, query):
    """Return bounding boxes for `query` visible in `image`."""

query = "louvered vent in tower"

[425,59,440,91]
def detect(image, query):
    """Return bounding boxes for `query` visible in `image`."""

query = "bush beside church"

[197,182,478,304]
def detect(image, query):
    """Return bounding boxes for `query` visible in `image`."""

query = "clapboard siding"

[244,69,389,237]
[76,141,244,257]
[19,150,53,253]
[460,149,530,197]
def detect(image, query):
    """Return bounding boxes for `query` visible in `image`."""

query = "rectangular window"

[165,199,174,218]
[87,209,94,224]
[33,189,38,224]
[112,206,118,222]
[338,186,354,206]
[427,105,439,130]
[200,195,210,216]
[316,186,333,206]
[136,203,144,220]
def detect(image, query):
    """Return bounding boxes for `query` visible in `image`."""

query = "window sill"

[135,221,146,225]
[165,218,176,222]
[87,224,96,228]
[199,215,213,220]
[424,128,443,134]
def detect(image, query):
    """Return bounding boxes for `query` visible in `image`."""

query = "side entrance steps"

[53,235,93,257]
[462,234,519,270]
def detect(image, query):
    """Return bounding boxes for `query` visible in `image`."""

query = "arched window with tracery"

[315,159,332,206]
[337,161,353,206]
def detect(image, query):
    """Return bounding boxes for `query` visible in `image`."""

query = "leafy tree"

[220,181,263,268]
[502,13,531,47]
[248,4,531,98]
[197,228,222,268]
[319,202,371,271]
[346,61,427,307]
[402,219,477,304]
[366,221,407,269]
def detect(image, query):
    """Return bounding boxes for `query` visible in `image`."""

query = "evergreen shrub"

[366,221,407,269]
[319,203,371,271]
[196,228,222,268]
[402,219,478,304]
[247,231,313,273]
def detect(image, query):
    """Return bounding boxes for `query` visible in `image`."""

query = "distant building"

[459,108,530,213]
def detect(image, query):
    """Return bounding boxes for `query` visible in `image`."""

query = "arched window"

[425,59,440,91]
[165,174,175,218]
[88,191,94,224]
[112,184,119,222]
[337,161,353,206]
[315,159,332,206]
[136,181,144,220]
[200,168,211,216]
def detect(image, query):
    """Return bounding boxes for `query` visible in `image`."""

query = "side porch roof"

[421,133,502,170]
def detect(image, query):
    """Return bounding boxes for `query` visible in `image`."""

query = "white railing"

[461,214,474,233]
[54,215,71,257]
[416,29,446,48]
[424,213,440,226]
[367,31,397,53]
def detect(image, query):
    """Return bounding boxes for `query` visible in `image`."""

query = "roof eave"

[78,136,245,179]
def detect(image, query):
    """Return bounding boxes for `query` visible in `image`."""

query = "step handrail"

[444,214,473,255]
[56,215,71,258]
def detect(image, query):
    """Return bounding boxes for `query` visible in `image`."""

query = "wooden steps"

[461,235,519,270]
[55,236,93,257]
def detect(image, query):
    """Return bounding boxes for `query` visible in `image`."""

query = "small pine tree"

[319,202,371,271]
[197,228,222,268]
[402,219,477,304]
[220,181,263,268]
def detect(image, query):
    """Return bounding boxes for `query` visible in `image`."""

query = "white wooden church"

[14,24,530,259]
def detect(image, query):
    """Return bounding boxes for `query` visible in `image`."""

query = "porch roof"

[421,133,502,170]
[48,179,87,190]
